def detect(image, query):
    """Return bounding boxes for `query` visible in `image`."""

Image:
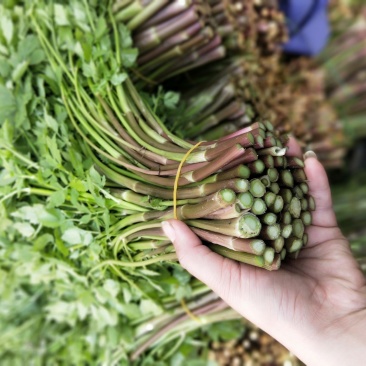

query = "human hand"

[162,144,366,366]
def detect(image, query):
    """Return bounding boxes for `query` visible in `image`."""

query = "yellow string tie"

[173,141,203,323]
[131,68,158,86]
[180,298,204,324]
[173,141,203,219]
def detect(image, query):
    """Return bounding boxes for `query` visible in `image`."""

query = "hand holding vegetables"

[163,149,366,366]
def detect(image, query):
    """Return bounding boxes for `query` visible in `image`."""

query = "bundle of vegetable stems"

[136,2,359,361]
[164,54,347,168]
[32,8,318,272]
[319,6,366,145]
[112,0,287,84]
[130,2,366,358]
[135,3,346,168]
[1,0,364,364]
[112,0,346,170]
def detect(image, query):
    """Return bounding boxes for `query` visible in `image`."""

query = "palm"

[223,156,366,333]
[260,231,366,331]
[164,151,366,364]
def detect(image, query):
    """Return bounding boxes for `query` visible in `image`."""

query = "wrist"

[316,309,366,366]
[285,308,366,366]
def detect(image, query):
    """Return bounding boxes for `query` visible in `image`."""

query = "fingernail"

[161,221,176,242]
[304,150,318,160]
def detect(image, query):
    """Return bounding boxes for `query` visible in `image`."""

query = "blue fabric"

[279,0,330,56]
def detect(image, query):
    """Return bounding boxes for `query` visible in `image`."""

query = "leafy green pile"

[1,1,363,365]
[0,2,246,364]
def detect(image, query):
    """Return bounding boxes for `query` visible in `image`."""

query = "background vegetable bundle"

[0,1,364,365]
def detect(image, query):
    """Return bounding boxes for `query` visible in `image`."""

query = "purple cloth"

[279,0,330,56]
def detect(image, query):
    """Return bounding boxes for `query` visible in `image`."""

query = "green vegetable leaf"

[121,48,138,68]
[0,86,16,123]
[47,190,66,208]
[0,15,13,44]
[111,72,127,85]
[61,227,93,246]
[164,91,180,110]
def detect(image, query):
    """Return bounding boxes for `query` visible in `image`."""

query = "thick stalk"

[186,213,262,238]
[251,198,267,215]
[192,228,265,255]
[268,237,285,253]
[203,204,242,219]
[207,244,266,268]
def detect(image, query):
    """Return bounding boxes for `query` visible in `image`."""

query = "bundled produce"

[0,1,311,364]
[114,0,226,83]
[112,0,287,84]
[0,3,240,364]
[112,0,346,168]
[0,0,363,365]
[167,53,346,168]
[209,326,300,366]
[112,1,358,169]
[34,2,318,270]
[320,6,366,145]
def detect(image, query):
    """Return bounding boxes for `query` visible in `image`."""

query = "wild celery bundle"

[112,0,287,84]
[0,1,328,365]
[27,0,315,270]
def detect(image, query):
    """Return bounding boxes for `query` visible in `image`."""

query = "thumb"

[304,151,337,227]
[161,219,242,297]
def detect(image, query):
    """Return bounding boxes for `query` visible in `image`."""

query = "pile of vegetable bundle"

[111,0,346,169]
[111,0,287,84]
[320,6,366,145]
[209,326,301,366]
[0,3,242,364]
[164,53,347,168]
[32,0,315,270]
[0,1,311,364]
[2,0,363,365]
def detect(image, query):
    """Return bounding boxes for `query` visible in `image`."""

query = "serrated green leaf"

[95,17,107,40]
[0,85,16,123]
[70,179,87,192]
[38,207,64,228]
[111,72,127,85]
[1,16,13,44]
[118,24,133,48]
[44,113,59,133]
[82,61,97,79]
[61,227,93,246]
[80,214,92,224]
[46,135,62,164]
[89,166,104,187]
[164,91,180,110]
[0,168,16,186]
[121,48,138,68]
[54,4,69,26]
[121,303,141,320]
[173,267,191,285]
[13,222,35,237]
[12,60,29,82]
[92,305,118,327]
[33,233,54,251]
[48,190,66,208]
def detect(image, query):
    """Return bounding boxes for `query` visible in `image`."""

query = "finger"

[304,225,345,249]
[162,220,296,331]
[162,219,243,296]
[161,219,280,318]
[304,151,337,227]
[286,136,303,157]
